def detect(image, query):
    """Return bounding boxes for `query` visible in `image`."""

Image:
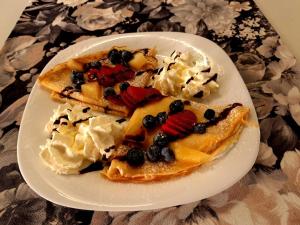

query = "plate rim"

[17,32,260,211]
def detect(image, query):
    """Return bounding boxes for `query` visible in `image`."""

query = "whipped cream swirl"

[40,103,127,174]
[152,51,220,100]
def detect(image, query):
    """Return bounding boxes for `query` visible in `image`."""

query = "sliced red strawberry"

[167,120,192,134]
[126,86,162,105]
[97,75,115,87]
[171,117,195,131]
[116,70,135,82]
[120,91,136,109]
[96,66,113,76]
[162,110,197,138]
[111,64,126,73]
[161,125,182,138]
[107,95,125,106]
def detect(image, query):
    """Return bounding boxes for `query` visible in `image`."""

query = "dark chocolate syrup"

[167,62,175,71]
[205,103,242,127]
[201,67,211,73]
[79,161,103,174]
[203,73,218,85]
[59,86,79,99]
[53,115,69,125]
[186,77,194,84]
[116,118,126,124]
[72,117,91,126]
[193,91,204,98]
[157,67,163,75]
[104,145,115,153]
[82,107,90,113]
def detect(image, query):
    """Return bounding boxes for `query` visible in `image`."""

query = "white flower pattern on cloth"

[170,0,239,35]
[0,0,300,224]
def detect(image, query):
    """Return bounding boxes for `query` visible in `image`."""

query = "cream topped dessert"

[40,103,127,174]
[152,51,220,100]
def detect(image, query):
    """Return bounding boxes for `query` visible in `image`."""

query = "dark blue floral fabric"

[0,0,299,224]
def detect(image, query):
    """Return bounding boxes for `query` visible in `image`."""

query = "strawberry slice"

[161,110,197,138]
[161,125,182,138]
[107,95,125,106]
[120,91,136,109]
[115,69,135,82]
[167,121,191,135]
[126,86,162,105]
[87,64,136,87]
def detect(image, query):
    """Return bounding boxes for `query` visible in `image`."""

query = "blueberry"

[119,82,130,91]
[71,71,84,82]
[121,50,133,65]
[74,82,84,90]
[156,112,168,125]
[143,115,157,130]
[169,100,184,114]
[204,109,215,120]
[85,61,101,71]
[126,147,145,167]
[108,49,122,64]
[193,123,207,134]
[153,132,169,147]
[161,147,175,162]
[146,145,161,162]
[104,87,116,98]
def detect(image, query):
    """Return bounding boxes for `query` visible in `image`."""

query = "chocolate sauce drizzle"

[116,118,126,124]
[79,161,103,174]
[167,62,175,71]
[205,103,242,127]
[59,86,79,99]
[203,73,218,85]
[82,107,90,113]
[72,117,92,126]
[53,115,68,125]
[186,77,194,84]
[201,67,211,73]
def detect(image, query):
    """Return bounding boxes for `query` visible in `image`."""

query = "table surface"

[0,0,300,224]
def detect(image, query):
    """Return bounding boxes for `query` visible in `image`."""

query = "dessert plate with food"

[17,32,260,211]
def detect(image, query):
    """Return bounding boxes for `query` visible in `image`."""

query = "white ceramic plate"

[17,32,260,211]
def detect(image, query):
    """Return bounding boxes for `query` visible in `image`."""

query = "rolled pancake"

[102,97,249,182]
[38,48,158,117]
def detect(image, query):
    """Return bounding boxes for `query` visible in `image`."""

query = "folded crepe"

[102,97,249,182]
[38,47,158,117]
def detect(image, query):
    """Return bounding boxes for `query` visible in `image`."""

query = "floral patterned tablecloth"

[1,0,300,224]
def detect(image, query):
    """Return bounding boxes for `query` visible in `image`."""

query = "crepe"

[38,47,158,117]
[101,97,249,182]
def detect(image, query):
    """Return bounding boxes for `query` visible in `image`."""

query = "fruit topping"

[119,82,130,91]
[121,50,134,66]
[156,112,168,125]
[126,147,145,167]
[121,86,163,109]
[153,132,169,147]
[161,110,197,138]
[104,87,116,99]
[169,100,184,114]
[204,109,215,120]
[193,123,207,134]
[120,91,136,109]
[142,115,157,130]
[108,49,122,64]
[106,95,124,105]
[146,145,161,162]
[87,64,135,87]
[71,71,85,90]
[161,147,175,162]
[85,61,102,71]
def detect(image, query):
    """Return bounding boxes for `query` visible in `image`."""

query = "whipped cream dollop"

[40,103,127,175]
[152,51,220,100]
